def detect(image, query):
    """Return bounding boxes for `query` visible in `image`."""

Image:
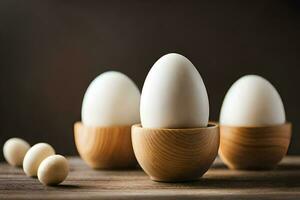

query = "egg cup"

[74,122,137,169]
[131,123,219,182]
[219,122,292,170]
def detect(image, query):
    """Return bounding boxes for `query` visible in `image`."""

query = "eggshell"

[3,138,30,167]
[82,71,140,127]
[220,75,285,126]
[23,143,55,177]
[140,53,209,128]
[38,155,69,185]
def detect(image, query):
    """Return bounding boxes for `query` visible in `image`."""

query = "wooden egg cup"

[74,122,137,169]
[131,123,219,182]
[219,122,292,170]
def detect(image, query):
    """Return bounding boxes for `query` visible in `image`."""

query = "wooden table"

[0,156,299,200]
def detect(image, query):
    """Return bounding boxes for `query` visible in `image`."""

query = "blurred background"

[0,0,299,160]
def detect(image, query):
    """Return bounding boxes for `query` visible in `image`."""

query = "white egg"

[3,138,30,167]
[220,75,285,126]
[82,71,141,127]
[140,53,209,129]
[23,143,55,177]
[38,155,69,185]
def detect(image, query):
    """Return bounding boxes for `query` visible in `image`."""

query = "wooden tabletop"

[0,156,299,200]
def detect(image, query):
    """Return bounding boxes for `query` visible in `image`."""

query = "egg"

[82,71,140,127]
[140,53,209,128]
[3,138,30,167]
[23,143,55,177]
[220,75,285,126]
[37,155,69,185]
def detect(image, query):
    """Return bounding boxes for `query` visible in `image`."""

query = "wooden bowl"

[74,122,137,169]
[219,122,292,170]
[131,123,219,182]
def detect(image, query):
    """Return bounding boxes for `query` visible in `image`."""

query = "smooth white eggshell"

[23,143,55,177]
[3,138,30,166]
[140,53,209,128]
[82,71,141,127]
[38,155,69,185]
[220,75,286,127]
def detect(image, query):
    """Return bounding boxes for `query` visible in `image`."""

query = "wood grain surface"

[132,123,219,182]
[219,123,292,170]
[0,156,299,200]
[74,122,137,169]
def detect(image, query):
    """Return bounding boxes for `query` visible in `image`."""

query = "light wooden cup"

[131,123,219,182]
[219,122,292,170]
[74,122,137,169]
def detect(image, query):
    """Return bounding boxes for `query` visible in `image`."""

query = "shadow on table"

[275,163,300,171]
[187,177,299,189]
[211,158,300,171]
[210,162,300,171]
[167,169,300,189]
[150,160,300,189]
[51,184,82,189]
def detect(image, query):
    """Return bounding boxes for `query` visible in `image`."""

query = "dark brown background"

[0,0,299,161]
